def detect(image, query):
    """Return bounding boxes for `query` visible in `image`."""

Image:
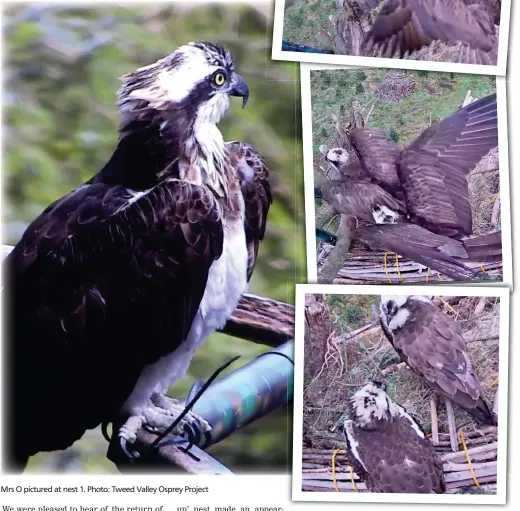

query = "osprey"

[343,381,446,493]
[315,94,501,280]
[5,41,271,469]
[358,0,501,64]
[379,295,496,425]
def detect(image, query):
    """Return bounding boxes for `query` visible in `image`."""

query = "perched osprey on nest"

[315,94,501,280]
[343,381,446,493]
[5,41,271,469]
[379,295,496,425]
[357,0,501,64]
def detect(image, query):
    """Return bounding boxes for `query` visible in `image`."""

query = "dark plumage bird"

[379,295,496,425]
[360,0,501,64]
[343,381,446,493]
[4,41,272,470]
[316,94,501,280]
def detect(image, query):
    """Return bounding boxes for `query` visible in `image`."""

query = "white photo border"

[272,0,512,76]
[301,65,513,289]
[291,283,510,504]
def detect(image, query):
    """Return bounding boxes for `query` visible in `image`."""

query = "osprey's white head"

[379,295,434,332]
[379,295,410,332]
[349,381,391,427]
[372,204,399,224]
[347,381,425,437]
[116,41,249,186]
[118,41,248,125]
[326,148,350,165]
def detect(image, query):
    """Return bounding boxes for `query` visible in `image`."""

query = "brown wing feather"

[349,417,445,493]
[354,223,480,280]
[365,0,496,58]
[6,179,224,459]
[390,299,496,424]
[347,128,404,199]
[227,141,272,280]
[399,94,498,238]
[321,181,406,222]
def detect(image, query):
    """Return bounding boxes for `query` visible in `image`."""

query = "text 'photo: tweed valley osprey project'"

[292,286,509,499]
[307,67,511,285]
[2,3,304,475]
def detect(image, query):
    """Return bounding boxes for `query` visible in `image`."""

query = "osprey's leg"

[150,392,180,410]
[145,392,211,436]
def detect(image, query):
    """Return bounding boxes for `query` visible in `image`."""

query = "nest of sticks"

[302,431,498,494]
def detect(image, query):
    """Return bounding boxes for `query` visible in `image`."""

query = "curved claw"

[101,421,112,442]
[183,422,199,450]
[120,436,140,460]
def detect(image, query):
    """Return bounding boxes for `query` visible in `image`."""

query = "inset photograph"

[292,285,509,502]
[273,1,510,75]
[302,67,511,285]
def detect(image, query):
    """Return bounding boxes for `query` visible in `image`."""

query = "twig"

[465,334,500,344]
[431,395,439,446]
[445,399,459,452]
[491,195,501,226]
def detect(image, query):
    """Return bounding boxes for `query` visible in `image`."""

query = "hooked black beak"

[229,74,249,108]
[373,380,387,391]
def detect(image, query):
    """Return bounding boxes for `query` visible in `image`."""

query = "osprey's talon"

[118,415,143,460]
[119,436,140,460]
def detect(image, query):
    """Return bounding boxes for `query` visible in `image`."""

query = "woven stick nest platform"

[318,245,503,285]
[302,429,498,494]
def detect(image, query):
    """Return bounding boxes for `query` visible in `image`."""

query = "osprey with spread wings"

[357,0,501,64]
[5,41,271,470]
[315,94,501,280]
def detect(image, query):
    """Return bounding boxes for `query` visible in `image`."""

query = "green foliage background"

[3,3,305,473]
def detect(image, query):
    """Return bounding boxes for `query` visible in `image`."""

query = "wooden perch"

[222,293,294,347]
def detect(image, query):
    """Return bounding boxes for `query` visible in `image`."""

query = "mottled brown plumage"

[348,128,404,200]
[344,382,445,493]
[363,0,500,64]
[379,296,496,425]
[400,94,498,238]
[228,141,272,280]
[320,181,406,223]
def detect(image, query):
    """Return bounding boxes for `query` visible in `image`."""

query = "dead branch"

[318,215,355,283]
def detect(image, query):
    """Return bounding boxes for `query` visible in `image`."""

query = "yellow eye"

[213,72,226,87]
